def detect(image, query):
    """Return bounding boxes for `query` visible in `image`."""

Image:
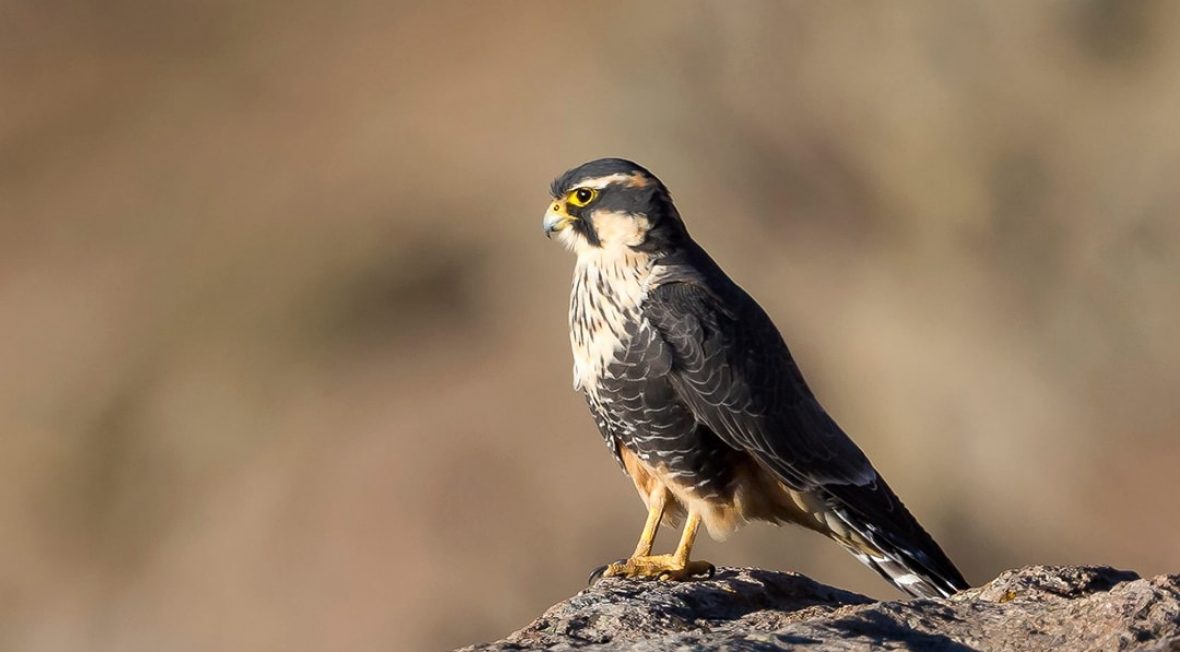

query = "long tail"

[824,481,969,599]
[840,535,966,598]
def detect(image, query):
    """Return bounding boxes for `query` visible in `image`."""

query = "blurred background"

[2,1,1179,650]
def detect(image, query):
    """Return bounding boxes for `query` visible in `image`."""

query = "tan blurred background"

[3,1,1179,650]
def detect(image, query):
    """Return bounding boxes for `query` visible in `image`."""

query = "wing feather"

[642,249,967,595]
[644,275,876,490]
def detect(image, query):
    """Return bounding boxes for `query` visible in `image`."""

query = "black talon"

[588,559,628,585]
[700,563,716,579]
[588,564,609,585]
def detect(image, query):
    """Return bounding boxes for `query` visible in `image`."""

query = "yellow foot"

[596,555,716,582]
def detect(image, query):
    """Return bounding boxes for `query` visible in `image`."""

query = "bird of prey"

[541,158,969,598]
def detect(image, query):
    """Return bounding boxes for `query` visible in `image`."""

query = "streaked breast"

[568,249,654,395]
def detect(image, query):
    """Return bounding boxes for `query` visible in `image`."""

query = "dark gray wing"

[643,249,968,595]
[643,267,877,492]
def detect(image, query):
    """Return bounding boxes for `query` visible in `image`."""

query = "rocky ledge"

[459,565,1180,651]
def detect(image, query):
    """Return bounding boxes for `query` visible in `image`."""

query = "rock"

[458,566,1180,651]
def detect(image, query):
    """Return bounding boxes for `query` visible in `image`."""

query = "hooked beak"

[542,201,574,238]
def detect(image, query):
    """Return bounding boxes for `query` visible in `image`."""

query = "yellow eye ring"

[567,187,598,207]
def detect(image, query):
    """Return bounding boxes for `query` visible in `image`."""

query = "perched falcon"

[542,158,969,598]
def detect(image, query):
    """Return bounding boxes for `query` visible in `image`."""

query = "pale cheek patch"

[591,211,650,248]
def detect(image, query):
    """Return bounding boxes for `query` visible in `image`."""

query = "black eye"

[568,187,598,207]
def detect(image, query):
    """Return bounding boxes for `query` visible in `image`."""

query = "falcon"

[542,158,969,598]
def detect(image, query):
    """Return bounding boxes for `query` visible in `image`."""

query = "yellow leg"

[602,511,714,581]
[672,512,701,566]
[632,491,666,557]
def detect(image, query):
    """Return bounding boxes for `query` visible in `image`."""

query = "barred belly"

[568,253,742,513]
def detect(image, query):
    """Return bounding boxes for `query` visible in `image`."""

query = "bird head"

[543,158,687,256]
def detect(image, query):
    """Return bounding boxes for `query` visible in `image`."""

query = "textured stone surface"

[458,566,1180,651]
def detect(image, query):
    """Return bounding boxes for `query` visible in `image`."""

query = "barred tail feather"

[829,504,969,599]
[845,544,960,599]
